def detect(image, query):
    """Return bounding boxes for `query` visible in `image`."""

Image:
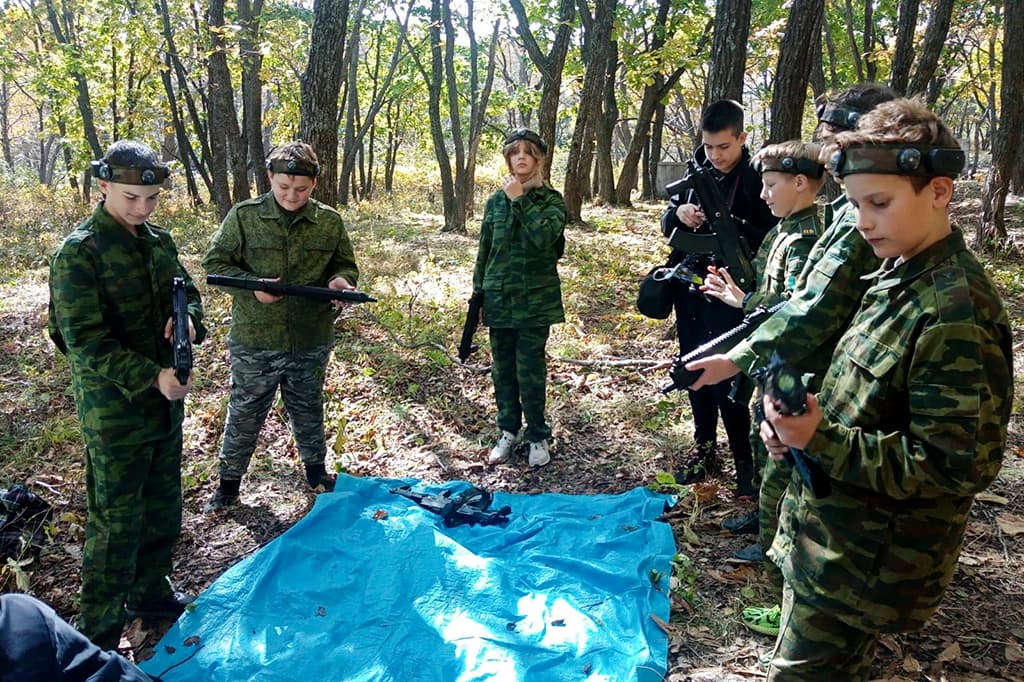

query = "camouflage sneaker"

[741,604,781,637]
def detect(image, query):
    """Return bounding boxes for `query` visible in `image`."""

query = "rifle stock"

[171,276,192,386]
[458,291,484,362]
[206,274,376,303]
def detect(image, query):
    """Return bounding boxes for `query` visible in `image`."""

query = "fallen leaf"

[996,513,1024,536]
[975,490,1009,505]
[902,654,921,672]
[937,641,961,662]
[1006,642,1023,662]
[878,634,902,656]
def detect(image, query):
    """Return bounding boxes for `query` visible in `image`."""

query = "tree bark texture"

[768,0,825,144]
[907,0,955,100]
[239,0,269,195]
[889,0,921,94]
[299,0,349,207]
[704,0,751,106]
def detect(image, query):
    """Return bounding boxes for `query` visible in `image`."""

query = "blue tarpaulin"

[141,476,676,681]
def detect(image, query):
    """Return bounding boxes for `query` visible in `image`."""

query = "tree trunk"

[206,0,244,218]
[159,61,202,205]
[596,26,619,205]
[889,0,921,94]
[842,0,864,82]
[0,78,12,169]
[299,0,350,207]
[564,0,615,223]
[705,0,751,106]
[907,0,955,100]
[239,0,269,195]
[425,0,456,228]
[981,0,1023,245]
[768,0,825,144]
[862,0,876,82]
[509,0,576,180]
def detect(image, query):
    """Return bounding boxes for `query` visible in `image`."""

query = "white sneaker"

[528,440,551,467]
[488,430,518,464]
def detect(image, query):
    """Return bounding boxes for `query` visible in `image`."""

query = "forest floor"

[1,183,1022,681]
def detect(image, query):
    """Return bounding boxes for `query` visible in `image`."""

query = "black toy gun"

[754,353,832,499]
[458,290,484,362]
[206,274,376,304]
[664,159,755,289]
[662,300,786,394]
[171,276,192,386]
[390,485,511,528]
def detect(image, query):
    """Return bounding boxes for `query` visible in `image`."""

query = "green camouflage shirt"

[48,203,206,447]
[743,205,822,312]
[728,196,880,387]
[203,192,359,351]
[771,228,1013,632]
[473,184,566,328]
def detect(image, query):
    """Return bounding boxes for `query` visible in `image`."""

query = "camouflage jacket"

[203,193,359,351]
[472,184,566,328]
[771,228,1013,632]
[47,203,206,447]
[727,196,880,387]
[743,205,822,312]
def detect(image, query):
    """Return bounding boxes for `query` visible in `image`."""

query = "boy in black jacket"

[660,99,775,496]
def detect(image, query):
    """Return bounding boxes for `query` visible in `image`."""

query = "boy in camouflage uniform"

[700,142,825,576]
[476,129,566,468]
[761,99,1013,679]
[203,142,359,511]
[686,84,896,635]
[48,140,206,649]
[660,100,775,495]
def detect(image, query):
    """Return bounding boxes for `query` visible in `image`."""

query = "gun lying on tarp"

[664,159,755,290]
[753,353,832,499]
[458,290,484,362]
[662,300,786,394]
[206,274,376,304]
[390,485,511,528]
[171,276,192,386]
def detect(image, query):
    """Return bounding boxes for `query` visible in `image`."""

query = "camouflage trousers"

[489,326,551,443]
[767,581,877,680]
[218,342,332,481]
[79,427,183,649]
[751,423,789,597]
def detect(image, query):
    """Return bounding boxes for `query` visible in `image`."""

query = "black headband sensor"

[830,144,966,179]
[504,128,548,155]
[265,158,321,177]
[91,159,170,186]
[754,155,825,179]
[816,101,865,131]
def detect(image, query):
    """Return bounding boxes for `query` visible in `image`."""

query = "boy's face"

[845,173,953,261]
[98,180,161,230]
[269,172,317,212]
[702,129,746,174]
[506,142,539,180]
[759,171,802,218]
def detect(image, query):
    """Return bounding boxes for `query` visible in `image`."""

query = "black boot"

[202,479,241,514]
[304,463,336,492]
[735,458,757,500]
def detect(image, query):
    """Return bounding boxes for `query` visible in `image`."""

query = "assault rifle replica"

[664,160,755,289]
[390,485,511,528]
[206,274,376,304]
[753,354,832,499]
[458,291,484,362]
[662,300,786,394]
[171,276,192,386]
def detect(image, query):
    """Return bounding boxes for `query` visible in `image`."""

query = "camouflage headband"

[753,155,825,179]
[816,101,865,131]
[830,144,966,179]
[265,158,320,177]
[91,159,170,186]
[504,128,549,155]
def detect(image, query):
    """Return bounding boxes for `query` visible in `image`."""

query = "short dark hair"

[104,140,162,168]
[701,100,745,136]
[815,83,898,132]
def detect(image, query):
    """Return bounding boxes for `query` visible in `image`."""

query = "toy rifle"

[662,300,786,394]
[664,159,755,289]
[458,291,484,362]
[171,276,192,386]
[206,274,376,304]
[390,485,511,528]
[753,353,832,498]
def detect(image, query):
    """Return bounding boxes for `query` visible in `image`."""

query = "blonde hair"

[502,140,545,174]
[751,140,826,189]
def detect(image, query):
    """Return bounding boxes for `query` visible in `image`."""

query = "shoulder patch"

[931,265,974,324]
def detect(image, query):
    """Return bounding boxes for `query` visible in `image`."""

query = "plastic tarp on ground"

[141,475,677,682]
